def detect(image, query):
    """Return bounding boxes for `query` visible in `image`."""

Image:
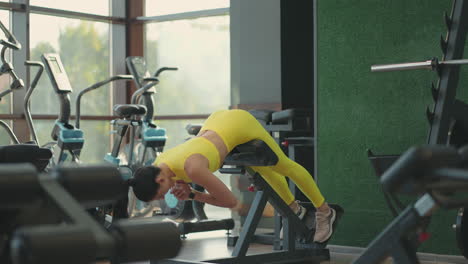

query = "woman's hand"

[171,180,192,200]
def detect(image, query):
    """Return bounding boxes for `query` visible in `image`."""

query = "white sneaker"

[313,208,336,243]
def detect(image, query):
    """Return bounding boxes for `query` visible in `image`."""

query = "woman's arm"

[172,154,238,208]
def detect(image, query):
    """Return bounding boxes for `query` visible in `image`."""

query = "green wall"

[317,0,466,255]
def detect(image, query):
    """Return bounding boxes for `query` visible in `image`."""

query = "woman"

[130,109,336,243]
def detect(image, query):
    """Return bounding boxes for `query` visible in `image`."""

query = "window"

[145,16,230,115]
[0,10,9,116]
[29,14,111,116]
[145,0,229,16]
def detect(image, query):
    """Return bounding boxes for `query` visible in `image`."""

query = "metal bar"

[0,119,19,143]
[427,0,468,144]
[371,58,468,72]
[0,2,24,12]
[441,58,468,65]
[29,5,125,24]
[137,8,229,23]
[0,114,210,121]
[256,175,309,235]
[232,190,268,257]
[352,206,422,264]
[371,60,433,72]
[207,249,329,264]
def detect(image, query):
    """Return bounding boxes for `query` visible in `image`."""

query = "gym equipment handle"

[371,60,435,72]
[380,145,461,195]
[0,19,21,50]
[23,61,44,145]
[131,77,159,104]
[75,75,134,128]
[154,67,178,77]
[371,58,468,72]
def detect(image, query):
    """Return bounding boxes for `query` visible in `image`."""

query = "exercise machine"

[368,0,468,258]
[0,20,52,171]
[75,67,157,219]
[354,145,468,264]
[154,135,343,264]
[41,53,85,165]
[0,163,181,264]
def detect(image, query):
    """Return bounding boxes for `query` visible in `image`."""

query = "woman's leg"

[249,166,295,205]
[254,132,326,208]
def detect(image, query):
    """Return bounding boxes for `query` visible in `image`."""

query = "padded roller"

[111,220,181,262]
[271,108,312,124]
[10,225,97,264]
[0,164,41,208]
[178,218,235,235]
[381,145,461,195]
[248,109,274,123]
[54,165,127,207]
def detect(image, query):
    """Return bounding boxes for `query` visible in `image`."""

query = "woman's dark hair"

[128,166,162,202]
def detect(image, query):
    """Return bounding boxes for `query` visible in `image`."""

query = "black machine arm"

[23,61,44,145]
[75,75,134,129]
[0,19,24,98]
[154,67,178,77]
[0,19,21,50]
[130,77,159,105]
[0,120,19,144]
[355,145,468,264]
[380,145,461,194]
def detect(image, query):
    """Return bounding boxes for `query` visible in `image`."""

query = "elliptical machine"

[0,19,51,171]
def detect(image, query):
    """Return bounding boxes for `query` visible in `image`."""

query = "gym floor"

[121,230,467,264]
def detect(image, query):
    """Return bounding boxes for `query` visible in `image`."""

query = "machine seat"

[0,144,52,171]
[113,104,147,118]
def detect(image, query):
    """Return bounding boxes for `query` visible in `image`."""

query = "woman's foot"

[313,207,336,243]
[280,201,307,238]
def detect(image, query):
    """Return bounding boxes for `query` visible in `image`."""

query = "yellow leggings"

[200,109,325,207]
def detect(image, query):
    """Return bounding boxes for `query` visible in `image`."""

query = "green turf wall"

[317,0,468,255]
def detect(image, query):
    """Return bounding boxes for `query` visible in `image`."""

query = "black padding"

[111,220,181,262]
[248,109,274,123]
[271,108,312,124]
[54,165,127,207]
[113,104,147,118]
[0,164,41,208]
[10,225,97,264]
[381,145,461,195]
[178,218,235,235]
[223,139,278,166]
[185,124,202,136]
[367,151,399,178]
[0,145,52,172]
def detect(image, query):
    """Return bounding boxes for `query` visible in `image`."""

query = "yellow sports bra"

[154,137,221,182]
